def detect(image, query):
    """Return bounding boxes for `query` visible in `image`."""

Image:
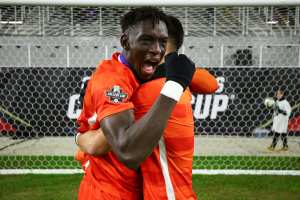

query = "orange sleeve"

[92,71,135,123]
[74,149,88,165]
[77,57,138,133]
[189,67,219,94]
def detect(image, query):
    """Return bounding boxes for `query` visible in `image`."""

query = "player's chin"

[141,68,157,80]
[141,72,154,81]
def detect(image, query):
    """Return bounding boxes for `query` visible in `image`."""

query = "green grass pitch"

[0,155,299,199]
[0,174,300,200]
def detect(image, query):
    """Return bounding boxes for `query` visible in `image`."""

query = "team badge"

[105,85,128,103]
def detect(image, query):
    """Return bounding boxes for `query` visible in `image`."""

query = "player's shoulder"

[90,53,139,92]
[94,53,134,80]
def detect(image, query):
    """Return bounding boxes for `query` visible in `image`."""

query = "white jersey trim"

[159,137,175,200]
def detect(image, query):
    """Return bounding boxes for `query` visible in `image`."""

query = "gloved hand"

[164,52,195,90]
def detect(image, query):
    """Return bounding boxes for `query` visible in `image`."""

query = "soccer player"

[132,16,218,199]
[268,89,291,151]
[76,14,218,199]
[76,7,196,200]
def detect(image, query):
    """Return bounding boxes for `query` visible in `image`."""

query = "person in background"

[268,89,292,151]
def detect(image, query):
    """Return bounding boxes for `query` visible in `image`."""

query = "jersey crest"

[105,85,128,103]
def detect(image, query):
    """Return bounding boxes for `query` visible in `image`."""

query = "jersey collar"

[116,52,161,84]
[118,53,133,68]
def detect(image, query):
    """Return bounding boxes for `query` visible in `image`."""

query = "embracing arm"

[76,129,111,156]
[101,94,177,170]
[101,53,195,170]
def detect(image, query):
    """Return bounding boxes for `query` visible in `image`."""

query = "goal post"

[0,1,299,175]
[0,0,300,6]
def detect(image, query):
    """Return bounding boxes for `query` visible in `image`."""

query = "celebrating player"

[76,11,218,199]
[76,7,196,199]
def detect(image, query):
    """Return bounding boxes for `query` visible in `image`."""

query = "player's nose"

[149,41,162,55]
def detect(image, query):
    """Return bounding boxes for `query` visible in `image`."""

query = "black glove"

[164,52,195,90]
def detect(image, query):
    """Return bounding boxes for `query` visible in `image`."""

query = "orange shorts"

[78,174,142,200]
[78,175,120,200]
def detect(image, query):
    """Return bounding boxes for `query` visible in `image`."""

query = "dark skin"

[121,20,168,80]
[99,19,177,170]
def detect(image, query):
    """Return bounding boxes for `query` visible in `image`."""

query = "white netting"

[0,5,299,172]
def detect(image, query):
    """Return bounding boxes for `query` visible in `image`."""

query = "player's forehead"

[129,19,168,39]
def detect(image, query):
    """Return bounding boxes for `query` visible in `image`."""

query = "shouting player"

[76,12,218,199]
[76,7,195,200]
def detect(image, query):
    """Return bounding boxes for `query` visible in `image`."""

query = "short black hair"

[121,7,168,33]
[167,15,184,50]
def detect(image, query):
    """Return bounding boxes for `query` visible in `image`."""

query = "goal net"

[0,3,299,174]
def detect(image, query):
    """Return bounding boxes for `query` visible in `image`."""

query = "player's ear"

[120,33,130,51]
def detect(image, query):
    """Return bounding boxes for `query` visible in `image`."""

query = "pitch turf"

[1,155,300,170]
[0,174,300,200]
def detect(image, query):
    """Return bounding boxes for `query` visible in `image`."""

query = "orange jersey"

[76,57,217,199]
[190,67,219,94]
[131,78,197,200]
[77,52,142,200]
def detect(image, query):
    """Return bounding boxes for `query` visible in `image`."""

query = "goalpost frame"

[0,0,300,6]
[0,1,299,176]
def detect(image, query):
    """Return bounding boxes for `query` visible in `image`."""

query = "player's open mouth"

[142,63,156,75]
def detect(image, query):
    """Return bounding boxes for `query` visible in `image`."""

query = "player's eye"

[140,38,152,46]
[159,39,167,49]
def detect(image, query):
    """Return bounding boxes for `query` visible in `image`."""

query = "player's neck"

[119,52,131,67]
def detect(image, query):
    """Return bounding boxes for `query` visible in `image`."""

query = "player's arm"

[189,68,219,94]
[285,102,292,117]
[76,128,111,156]
[275,101,292,116]
[276,105,287,115]
[275,102,287,115]
[100,53,195,170]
